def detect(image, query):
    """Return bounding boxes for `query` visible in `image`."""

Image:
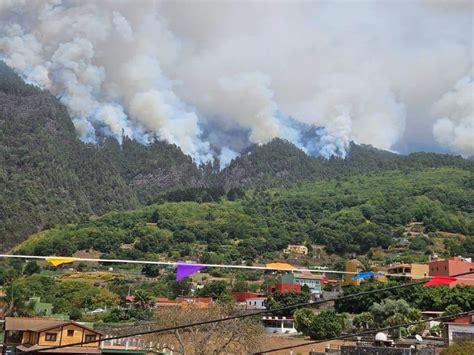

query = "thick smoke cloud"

[0,0,472,162]
[432,70,474,157]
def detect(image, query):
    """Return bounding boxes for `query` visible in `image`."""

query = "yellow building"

[343,259,387,286]
[284,245,308,255]
[4,317,102,353]
[387,262,429,280]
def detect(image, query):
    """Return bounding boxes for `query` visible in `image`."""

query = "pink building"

[429,256,474,287]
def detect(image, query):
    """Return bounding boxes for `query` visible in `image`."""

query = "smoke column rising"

[0,0,472,163]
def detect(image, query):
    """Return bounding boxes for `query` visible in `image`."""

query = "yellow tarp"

[266,262,295,270]
[45,257,79,267]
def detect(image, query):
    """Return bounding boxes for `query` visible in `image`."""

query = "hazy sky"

[0,0,472,162]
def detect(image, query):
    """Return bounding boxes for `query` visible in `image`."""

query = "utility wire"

[0,254,331,272]
[254,310,474,354]
[23,271,473,353]
[8,254,474,280]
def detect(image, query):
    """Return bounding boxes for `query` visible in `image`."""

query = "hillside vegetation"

[1,61,473,251]
[17,168,474,261]
[0,62,201,251]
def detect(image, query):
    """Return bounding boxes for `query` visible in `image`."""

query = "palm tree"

[134,290,153,310]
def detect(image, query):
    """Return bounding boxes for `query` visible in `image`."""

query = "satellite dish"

[375,332,388,342]
[415,335,423,343]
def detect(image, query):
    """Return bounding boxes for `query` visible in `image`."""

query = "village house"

[429,256,474,286]
[261,316,297,334]
[281,272,322,295]
[343,259,387,286]
[387,262,429,280]
[3,317,102,354]
[245,296,266,310]
[284,245,308,255]
[444,313,474,345]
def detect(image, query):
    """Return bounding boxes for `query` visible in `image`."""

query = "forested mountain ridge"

[1,61,473,251]
[220,139,472,187]
[0,62,200,251]
[17,167,474,261]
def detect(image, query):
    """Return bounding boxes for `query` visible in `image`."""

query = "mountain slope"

[16,167,474,261]
[1,62,473,251]
[220,139,472,187]
[0,63,200,250]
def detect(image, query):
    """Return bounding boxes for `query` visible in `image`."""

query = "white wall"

[447,324,474,345]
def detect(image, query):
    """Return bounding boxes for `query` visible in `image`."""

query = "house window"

[85,334,97,342]
[67,330,74,337]
[45,333,57,341]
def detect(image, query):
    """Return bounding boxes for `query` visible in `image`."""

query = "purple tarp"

[176,262,205,281]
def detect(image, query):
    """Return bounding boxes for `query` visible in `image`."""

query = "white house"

[245,297,266,310]
[262,316,297,334]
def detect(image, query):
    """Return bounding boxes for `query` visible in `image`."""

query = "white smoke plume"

[432,70,474,157]
[0,0,472,162]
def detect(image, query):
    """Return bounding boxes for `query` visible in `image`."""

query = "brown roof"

[4,317,101,334]
[16,345,101,353]
[388,263,412,270]
[294,272,322,280]
[5,317,68,331]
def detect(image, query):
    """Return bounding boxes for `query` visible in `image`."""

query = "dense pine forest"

[1,61,473,252]
[16,168,474,261]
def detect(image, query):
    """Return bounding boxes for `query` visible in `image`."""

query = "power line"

[3,254,465,279]
[0,254,330,272]
[22,271,473,353]
[254,310,474,354]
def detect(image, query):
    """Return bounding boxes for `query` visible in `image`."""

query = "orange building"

[429,256,474,287]
[387,262,429,280]
[3,317,102,354]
